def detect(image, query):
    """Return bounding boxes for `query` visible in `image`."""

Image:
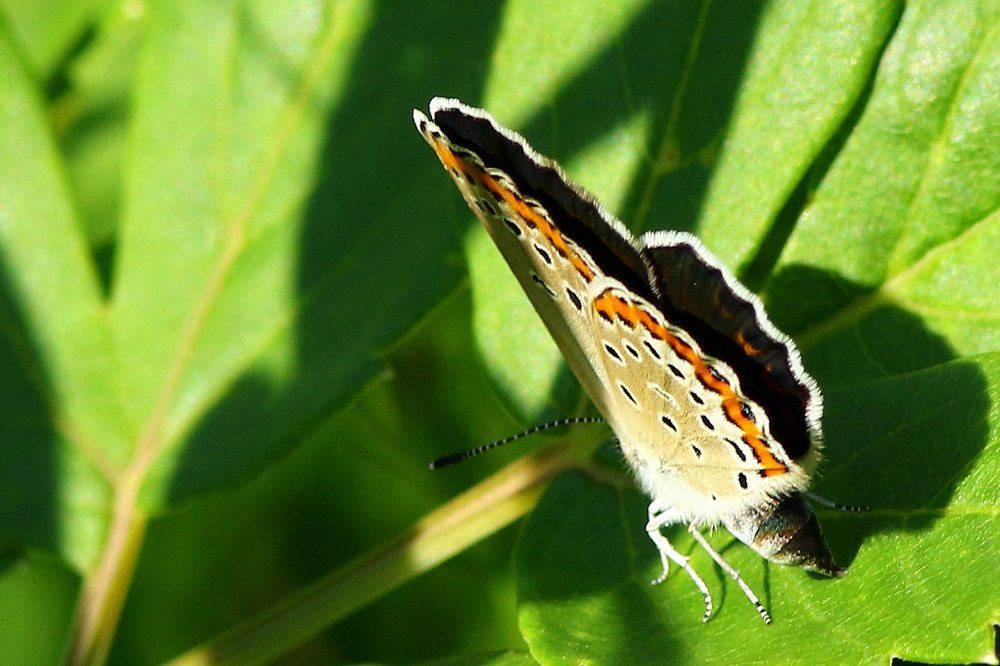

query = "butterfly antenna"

[429,416,606,470]
[804,490,870,512]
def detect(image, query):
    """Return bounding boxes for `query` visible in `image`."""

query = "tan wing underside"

[421,132,614,419]
[590,287,808,512]
[416,115,808,515]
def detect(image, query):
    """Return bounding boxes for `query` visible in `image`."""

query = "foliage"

[0,0,997,664]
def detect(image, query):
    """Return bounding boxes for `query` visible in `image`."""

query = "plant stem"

[165,441,583,666]
[64,477,149,666]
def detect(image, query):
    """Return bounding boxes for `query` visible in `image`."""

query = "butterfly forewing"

[414,103,618,419]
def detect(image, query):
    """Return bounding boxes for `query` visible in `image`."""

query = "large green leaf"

[0,0,478,661]
[508,1,1000,664]
[518,358,999,663]
[0,0,112,78]
[0,24,122,575]
[1,0,997,663]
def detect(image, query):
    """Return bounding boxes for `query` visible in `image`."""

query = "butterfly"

[414,97,853,623]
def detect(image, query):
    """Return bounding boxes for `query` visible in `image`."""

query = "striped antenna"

[429,417,606,470]
[804,490,870,513]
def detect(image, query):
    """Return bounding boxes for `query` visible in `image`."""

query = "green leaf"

[468,0,657,423]
[699,0,901,274]
[518,355,1000,663]
[508,1,1000,664]
[772,0,1000,380]
[0,0,111,78]
[516,473,676,664]
[0,26,122,573]
[3,0,998,663]
[1,0,477,661]
[399,652,539,666]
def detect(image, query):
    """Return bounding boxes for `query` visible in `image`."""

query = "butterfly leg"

[646,502,714,622]
[687,527,772,624]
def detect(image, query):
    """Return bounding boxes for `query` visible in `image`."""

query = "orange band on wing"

[594,291,787,476]
[433,138,787,477]
[432,142,596,282]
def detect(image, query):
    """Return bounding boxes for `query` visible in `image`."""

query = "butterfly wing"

[642,232,822,465]
[413,99,635,420]
[414,98,821,522]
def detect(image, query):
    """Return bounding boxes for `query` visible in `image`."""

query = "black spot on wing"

[644,240,817,461]
[479,198,500,217]
[530,273,556,297]
[726,438,747,463]
[565,288,583,310]
[619,383,638,406]
[430,105,655,305]
[604,343,624,364]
